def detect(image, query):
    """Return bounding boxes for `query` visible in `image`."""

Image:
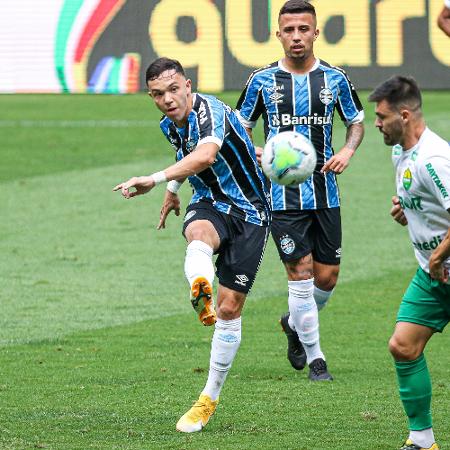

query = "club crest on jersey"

[403,168,412,190]
[319,88,333,105]
[280,235,295,255]
[185,139,196,152]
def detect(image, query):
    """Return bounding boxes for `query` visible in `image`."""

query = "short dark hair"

[368,75,422,111]
[279,0,316,20]
[145,57,185,84]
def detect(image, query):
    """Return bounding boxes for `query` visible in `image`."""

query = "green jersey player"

[369,76,450,450]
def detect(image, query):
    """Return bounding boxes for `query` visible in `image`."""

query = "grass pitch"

[0,92,449,449]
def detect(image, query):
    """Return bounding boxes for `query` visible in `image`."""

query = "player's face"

[277,13,318,61]
[374,100,405,146]
[148,70,192,127]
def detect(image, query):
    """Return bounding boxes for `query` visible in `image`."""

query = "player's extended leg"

[389,322,438,450]
[184,220,220,326]
[284,255,332,381]
[176,286,246,433]
[313,261,339,311]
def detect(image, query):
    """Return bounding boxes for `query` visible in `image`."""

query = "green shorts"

[397,267,450,332]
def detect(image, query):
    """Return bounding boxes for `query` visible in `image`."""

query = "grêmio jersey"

[393,127,450,282]
[236,58,364,211]
[160,93,271,227]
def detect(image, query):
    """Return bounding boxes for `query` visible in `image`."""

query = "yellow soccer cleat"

[176,394,219,433]
[190,277,216,326]
[400,438,440,450]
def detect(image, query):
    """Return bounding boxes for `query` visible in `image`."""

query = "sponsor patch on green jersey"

[425,163,449,198]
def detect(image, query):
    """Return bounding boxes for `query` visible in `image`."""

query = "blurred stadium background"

[0,1,449,449]
[0,0,449,93]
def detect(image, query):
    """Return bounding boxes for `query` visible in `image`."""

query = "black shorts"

[182,201,269,294]
[271,207,341,265]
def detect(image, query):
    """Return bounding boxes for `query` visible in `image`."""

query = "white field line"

[0,119,160,128]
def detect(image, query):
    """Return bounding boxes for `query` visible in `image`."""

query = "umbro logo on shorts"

[184,210,196,222]
[336,247,341,258]
[235,274,249,287]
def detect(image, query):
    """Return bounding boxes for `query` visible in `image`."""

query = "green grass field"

[0,92,449,450]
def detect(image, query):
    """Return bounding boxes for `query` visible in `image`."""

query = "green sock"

[395,353,432,431]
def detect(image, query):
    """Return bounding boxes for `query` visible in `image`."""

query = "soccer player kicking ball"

[113,57,271,433]
[369,75,450,450]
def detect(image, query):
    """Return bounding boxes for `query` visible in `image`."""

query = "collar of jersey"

[278,57,319,74]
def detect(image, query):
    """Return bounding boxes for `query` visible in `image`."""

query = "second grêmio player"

[236,0,364,381]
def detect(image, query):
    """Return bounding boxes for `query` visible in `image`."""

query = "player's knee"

[388,335,420,361]
[285,261,313,280]
[217,301,241,320]
[314,270,339,291]
[315,278,336,291]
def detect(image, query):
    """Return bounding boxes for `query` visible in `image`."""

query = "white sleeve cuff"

[196,136,222,148]
[345,110,365,127]
[235,110,256,129]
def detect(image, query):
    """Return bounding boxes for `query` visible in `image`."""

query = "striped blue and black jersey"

[236,59,364,211]
[160,93,271,226]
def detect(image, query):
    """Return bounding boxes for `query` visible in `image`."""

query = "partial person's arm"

[321,122,365,174]
[437,4,450,37]
[390,195,408,226]
[157,179,186,230]
[429,220,450,283]
[113,142,219,199]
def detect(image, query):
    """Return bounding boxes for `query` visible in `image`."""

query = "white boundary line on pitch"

[0,119,159,128]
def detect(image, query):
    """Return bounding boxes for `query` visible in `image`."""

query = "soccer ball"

[261,131,317,185]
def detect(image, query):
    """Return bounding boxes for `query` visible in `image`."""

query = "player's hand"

[390,196,408,226]
[255,146,263,165]
[429,253,449,283]
[113,176,155,199]
[321,147,354,174]
[158,190,181,230]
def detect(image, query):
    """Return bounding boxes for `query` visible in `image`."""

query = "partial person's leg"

[176,286,246,433]
[202,286,245,401]
[313,261,339,311]
[184,219,220,326]
[284,257,331,380]
[389,322,435,449]
[312,207,342,311]
[177,216,267,433]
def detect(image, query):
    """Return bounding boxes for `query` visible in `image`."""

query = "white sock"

[184,240,215,288]
[202,317,241,401]
[314,286,334,311]
[409,428,435,448]
[288,279,324,365]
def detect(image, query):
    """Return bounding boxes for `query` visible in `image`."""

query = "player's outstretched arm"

[390,195,408,226]
[429,224,450,283]
[321,122,364,174]
[113,142,220,200]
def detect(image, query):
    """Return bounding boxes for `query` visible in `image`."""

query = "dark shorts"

[397,267,450,333]
[271,207,342,265]
[182,201,269,294]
